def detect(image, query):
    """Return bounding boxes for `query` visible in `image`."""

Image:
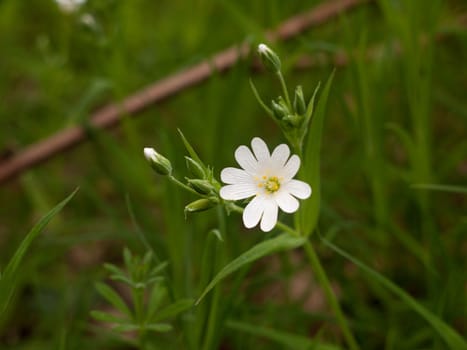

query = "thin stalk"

[168,175,200,196]
[202,286,221,350]
[277,71,291,109]
[227,202,357,348]
[303,240,359,350]
[202,207,227,350]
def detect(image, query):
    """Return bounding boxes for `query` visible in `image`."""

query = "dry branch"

[0,0,370,184]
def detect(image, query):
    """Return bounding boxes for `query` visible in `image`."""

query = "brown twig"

[0,0,370,184]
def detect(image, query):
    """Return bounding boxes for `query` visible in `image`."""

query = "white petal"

[284,179,312,199]
[220,184,256,200]
[251,137,270,163]
[242,196,264,229]
[260,200,278,232]
[221,167,252,185]
[281,155,300,181]
[275,191,299,213]
[271,144,290,168]
[235,145,258,174]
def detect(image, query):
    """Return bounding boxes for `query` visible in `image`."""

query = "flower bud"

[258,43,281,73]
[293,85,306,116]
[271,100,289,120]
[282,114,303,128]
[187,179,214,195]
[184,198,217,214]
[144,147,172,175]
[185,156,206,178]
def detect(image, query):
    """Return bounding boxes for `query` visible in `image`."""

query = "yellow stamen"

[260,176,281,194]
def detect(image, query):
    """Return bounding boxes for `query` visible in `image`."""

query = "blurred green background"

[0,0,466,349]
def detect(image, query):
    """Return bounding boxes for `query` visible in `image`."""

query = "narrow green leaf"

[152,298,194,322]
[196,234,306,304]
[147,285,168,321]
[150,261,169,276]
[411,183,467,194]
[303,82,321,129]
[322,239,467,350]
[103,263,125,278]
[298,71,335,236]
[90,310,128,324]
[249,79,274,116]
[95,282,132,317]
[0,188,78,318]
[177,129,206,170]
[226,319,341,350]
[146,323,173,333]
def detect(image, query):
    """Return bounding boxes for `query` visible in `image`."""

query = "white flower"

[220,137,311,232]
[55,0,86,13]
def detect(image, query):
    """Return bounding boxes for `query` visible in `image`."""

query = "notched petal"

[220,184,256,200]
[260,201,278,232]
[251,137,270,163]
[221,167,252,185]
[271,144,290,168]
[243,196,264,229]
[275,191,299,213]
[235,145,258,174]
[285,180,312,199]
[281,155,301,181]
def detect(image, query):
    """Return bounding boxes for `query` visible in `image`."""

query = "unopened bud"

[282,114,303,128]
[293,85,306,116]
[184,198,218,214]
[185,157,206,178]
[144,147,172,175]
[258,43,281,73]
[187,179,214,195]
[271,100,288,120]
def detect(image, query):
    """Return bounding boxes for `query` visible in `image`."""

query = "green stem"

[202,286,221,350]
[169,175,200,196]
[226,202,357,348]
[303,240,359,350]
[277,71,291,109]
[202,207,227,350]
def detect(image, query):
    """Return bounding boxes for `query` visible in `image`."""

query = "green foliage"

[92,249,194,346]
[0,0,466,349]
[197,234,306,304]
[323,238,467,350]
[0,189,77,324]
[298,71,334,237]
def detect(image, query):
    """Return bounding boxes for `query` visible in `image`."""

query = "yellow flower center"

[258,175,281,193]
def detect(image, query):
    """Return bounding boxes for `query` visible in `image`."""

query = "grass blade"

[298,70,335,236]
[0,188,78,319]
[226,319,342,350]
[178,129,206,169]
[322,238,467,350]
[196,233,305,305]
[411,183,467,194]
[152,298,194,322]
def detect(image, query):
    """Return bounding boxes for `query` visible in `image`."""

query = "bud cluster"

[252,43,321,153]
[144,135,222,218]
[183,156,220,215]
